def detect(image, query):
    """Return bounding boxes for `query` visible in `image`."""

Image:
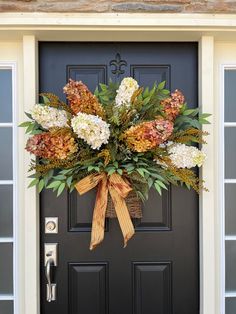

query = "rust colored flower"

[26,130,78,160]
[161,89,185,121]
[63,79,105,118]
[122,117,173,152]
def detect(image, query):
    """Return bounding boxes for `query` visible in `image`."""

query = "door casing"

[11,14,218,314]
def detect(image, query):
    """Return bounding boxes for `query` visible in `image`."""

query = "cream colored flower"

[115,77,139,107]
[71,112,110,150]
[31,104,68,130]
[168,143,206,168]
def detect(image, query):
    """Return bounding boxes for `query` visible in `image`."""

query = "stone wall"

[0,0,236,13]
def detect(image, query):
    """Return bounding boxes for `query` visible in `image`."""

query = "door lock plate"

[44,243,58,266]
[45,217,58,234]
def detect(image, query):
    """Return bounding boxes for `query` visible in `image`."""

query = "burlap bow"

[75,172,135,250]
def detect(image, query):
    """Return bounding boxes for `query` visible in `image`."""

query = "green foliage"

[21,79,210,198]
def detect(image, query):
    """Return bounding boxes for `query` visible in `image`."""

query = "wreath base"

[106,191,142,218]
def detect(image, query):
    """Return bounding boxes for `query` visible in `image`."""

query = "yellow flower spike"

[98,149,111,166]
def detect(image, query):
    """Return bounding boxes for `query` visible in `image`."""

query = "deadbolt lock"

[45,217,58,234]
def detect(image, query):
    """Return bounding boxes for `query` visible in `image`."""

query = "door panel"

[39,42,199,314]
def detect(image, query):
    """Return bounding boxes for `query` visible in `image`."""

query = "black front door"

[39,42,199,314]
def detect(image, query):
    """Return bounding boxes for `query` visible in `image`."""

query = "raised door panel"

[68,190,108,232]
[69,263,108,314]
[131,65,170,89]
[67,65,107,92]
[133,262,172,314]
[134,189,171,231]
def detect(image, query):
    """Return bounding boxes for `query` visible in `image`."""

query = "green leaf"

[199,113,211,119]
[47,181,61,189]
[30,130,43,135]
[57,182,66,197]
[185,183,191,190]
[126,165,135,172]
[107,168,116,176]
[41,95,50,104]
[136,168,145,177]
[157,81,165,90]
[94,87,99,96]
[66,176,73,187]
[113,161,118,169]
[26,123,35,133]
[38,179,45,193]
[190,119,201,129]
[183,109,196,116]
[199,118,211,125]
[69,185,75,193]
[143,87,149,98]
[99,83,107,91]
[155,180,168,190]
[161,89,170,95]
[147,177,154,188]
[24,112,33,119]
[19,121,31,127]
[142,96,151,106]
[136,191,146,202]
[117,169,123,175]
[53,175,66,180]
[60,169,73,175]
[154,182,162,195]
[28,178,39,188]
[88,165,94,172]
[149,84,157,96]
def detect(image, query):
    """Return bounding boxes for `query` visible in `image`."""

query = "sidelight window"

[223,67,236,314]
[0,64,17,314]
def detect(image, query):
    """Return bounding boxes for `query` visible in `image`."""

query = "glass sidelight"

[0,64,16,314]
[224,68,236,314]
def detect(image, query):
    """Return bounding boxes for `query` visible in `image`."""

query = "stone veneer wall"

[0,0,236,13]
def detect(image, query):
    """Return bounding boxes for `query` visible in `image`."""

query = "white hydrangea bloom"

[115,77,139,107]
[31,104,68,130]
[168,143,206,169]
[71,112,110,150]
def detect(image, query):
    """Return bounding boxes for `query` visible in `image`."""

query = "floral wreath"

[20,77,210,249]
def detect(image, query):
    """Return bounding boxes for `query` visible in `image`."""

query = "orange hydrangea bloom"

[161,89,185,121]
[26,130,78,160]
[63,79,105,119]
[122,117,173,152]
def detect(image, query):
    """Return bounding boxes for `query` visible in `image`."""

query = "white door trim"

[22,35,40,314]
[19,24,217,314]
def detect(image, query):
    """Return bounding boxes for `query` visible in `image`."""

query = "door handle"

[45,258,56,302]
[44,243,58,302]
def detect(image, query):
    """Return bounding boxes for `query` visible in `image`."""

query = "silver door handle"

[44,243,57,302]
[45,258,53,302]
[45,257,57,302]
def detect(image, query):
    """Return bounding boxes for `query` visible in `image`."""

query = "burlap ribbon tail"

[75,172,135,250]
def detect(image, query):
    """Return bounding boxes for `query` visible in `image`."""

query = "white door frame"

[2,12,227,314]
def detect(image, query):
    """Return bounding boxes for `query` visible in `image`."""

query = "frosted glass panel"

[226,241,236,291]
[226,298,236,314]
[0,69,12,123]
[0,185,13,237]
[225,184,236,235]
[0,128,12,180]
[225,70,236,122]
[0,301,13,314]
[225,127,236,179]
[0,243,13,294]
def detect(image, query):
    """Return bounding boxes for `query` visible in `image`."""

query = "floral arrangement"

[20,77,209,249]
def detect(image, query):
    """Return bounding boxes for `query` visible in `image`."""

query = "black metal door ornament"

[109,53,127,78]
